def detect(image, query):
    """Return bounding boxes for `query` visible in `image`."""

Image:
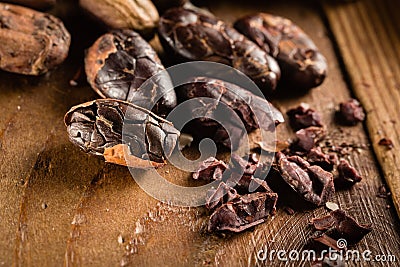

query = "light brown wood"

[0,1,399,266]
[323,0,400,219]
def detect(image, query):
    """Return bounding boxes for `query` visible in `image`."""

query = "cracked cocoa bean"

[64,99,180,168]
[234,13,327,90]
[85,29,177,117]
[177,77,284,149]
[158,8,281,92]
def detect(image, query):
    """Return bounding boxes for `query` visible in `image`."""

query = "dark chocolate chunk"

[336,159,362,185]
[293,126,326,152]
[376,185,390,199]
[275,152,335,206]
[234,13,327,90]
[310,209,372,244]
[337,99,365,125]
[312,232,342,251]
[205,182,239,210]
[306,147,335,171]
[378,138,394,149]
[192,157,227,181]
[208,192,278,232]
[287,103,323,131]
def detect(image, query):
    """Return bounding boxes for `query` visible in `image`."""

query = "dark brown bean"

[234,13,327,90]
[79,0,159,36]
[64,99,180,168]
[158,8,281,92]
[85,29,177,117]
[177,77,284,149]
[0,3,70,75]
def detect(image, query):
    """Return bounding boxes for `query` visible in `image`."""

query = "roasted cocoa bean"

[64,99,180,168]
[0,3,70,75]
[79,0,159,36]
[158,8,281,92]
[85,29,177,117]
[234,13,327,90]
[177,77,284,149]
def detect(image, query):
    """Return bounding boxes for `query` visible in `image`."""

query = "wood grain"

[0,0,399,266]
[322,0,400,219]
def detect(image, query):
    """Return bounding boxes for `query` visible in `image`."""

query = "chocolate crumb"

[192,157,227,181]
[378,138,394,149]
[208,192,278,232]
[337,99,365,125]
[336,159,362,185]
[287,103,323,130]
[293,127,326,152]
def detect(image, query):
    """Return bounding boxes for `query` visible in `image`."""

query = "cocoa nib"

[206,182,239,210]
[378,138,394,149]
[208,192,278,232]
[337,99,365,125]
[275,152,334,206]
[293,126,326,152]
[376,185,391,199]
[306,147,336,171]
[287,103,323,131]
[310,209,372,244]
[336,159,362,185]
[192,157,227,181]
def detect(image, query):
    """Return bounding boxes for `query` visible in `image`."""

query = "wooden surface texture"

[0,0,399,266]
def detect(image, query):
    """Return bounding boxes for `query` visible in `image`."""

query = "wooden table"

[1,0,399,266]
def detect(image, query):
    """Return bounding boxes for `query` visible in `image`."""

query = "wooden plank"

[0,0,399,266]
[322,0,400,219]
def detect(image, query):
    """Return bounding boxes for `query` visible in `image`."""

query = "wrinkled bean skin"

[85,29,177,117]
[2,0,55,10]
[80,0,159,37]
[234,13,327,90]
[64,99,180,168]
[0,3,70,75]
[177,77,284,149]
[158,8,281,92]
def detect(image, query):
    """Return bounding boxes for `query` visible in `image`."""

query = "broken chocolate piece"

[206,182,239,210]
[336,159,362,185]
[192,157,227,181]
[293,126,326,152]
[311,209,372,244]
[376,185,390,198]
[337,99,365,125]
[276,152,334,206]
[287,103,323,131]
[378,138,394,149]
[306,147,335,171]
[312,232,343,251]
[208,192,278,232]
